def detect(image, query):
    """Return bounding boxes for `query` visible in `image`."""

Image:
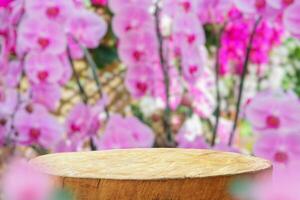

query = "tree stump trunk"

[31,148,272,200]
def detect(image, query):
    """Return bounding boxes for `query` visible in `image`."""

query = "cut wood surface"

[31,148,272,200]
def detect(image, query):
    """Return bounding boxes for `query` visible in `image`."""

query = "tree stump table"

[31,148,272,200]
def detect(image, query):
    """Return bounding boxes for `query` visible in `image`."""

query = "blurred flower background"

[0,0,300,199]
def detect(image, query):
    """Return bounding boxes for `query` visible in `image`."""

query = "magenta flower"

[97,114,155,149]
[163,0,199,16]
[24,53,64,85]
[112,5,154,38]
[254,133,300,169]
[25,0,74,24]
[108,0,153,13]
[31,83,61,111]
[118,31,158,66]
[14,103,63,148]
[55,137,84,152]
[66,9,107,49]
[0,0,12,7]
[245,90,300,135]
[125,66,155,99]
[17,17,66,55]
[2,159,52,200]
[283,3,300,39]
[92,0,108,6]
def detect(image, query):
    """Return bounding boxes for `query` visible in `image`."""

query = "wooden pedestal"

[31,148,272,200]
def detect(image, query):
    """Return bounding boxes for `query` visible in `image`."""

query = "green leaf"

[91,45,119,69]
[49,189,74,200]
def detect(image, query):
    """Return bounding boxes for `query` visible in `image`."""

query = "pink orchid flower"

[24,53,64,85]
[283,2,300,39]
[125,66,154,99]
[14,103,63,148]
[97,114,155,149]
[254,133,300,170]
[92,0,108,6]
[108,0,153,13]
[118,31,159,66]
[66,9,107,49]
[0,86,18,115]
[17,17,66,55]
[246,90,300,135]
[25,0,75,24]
[31,83,61,111]
[112,5,154,38]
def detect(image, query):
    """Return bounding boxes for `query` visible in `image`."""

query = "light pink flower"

[197,0,233,24]
[172,13,206,47]
[24,53,64,85]
[234,0,268,15]
[97,114,155,149]
[245,90,300,135]
[0,86,18,115]
[125,66,154,99]
[17,17,66,55]
[266,0,297,10]
[66,102,103,139]
[283,2,300,39]
[0,35,9,71]
[118,31,158,66]
[67,36,84,59]
[181,46,205,83]
[254,133,300,169]
[55,137,84,152]
[31,83,61,111]
[176,116,208,149]
[25,0,74,24]
[2,159,52,200]
[14,103,63,148]
[2,60,23,88]
[108,0,153,13]
[58,53,73,85]
[112,5,154,38]
[66,10,107,49]
[163,0,199,16]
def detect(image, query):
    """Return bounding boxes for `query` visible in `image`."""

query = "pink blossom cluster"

[246,90,300,171]
[110,0,182,109]
[0,0,107,150]
[219,15,283,76]
[234,0,300,39]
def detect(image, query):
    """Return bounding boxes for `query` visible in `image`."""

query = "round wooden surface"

[32,148,271,180]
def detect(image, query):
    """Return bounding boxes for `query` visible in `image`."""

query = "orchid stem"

[228,17,262,146]
[81,46,110,120]
[67,48,89,104]
[211,23,227,147]
[67,48,97,150]
[154,1,173,145]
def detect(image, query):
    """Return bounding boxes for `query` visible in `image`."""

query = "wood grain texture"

[31,148,272,200]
